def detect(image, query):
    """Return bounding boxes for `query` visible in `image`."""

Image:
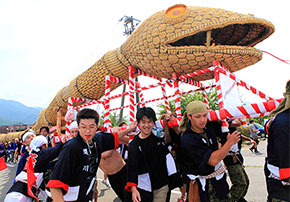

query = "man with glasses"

[46,108,136,202]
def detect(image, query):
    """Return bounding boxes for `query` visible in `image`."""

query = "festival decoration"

[32,4,274,132]
[3,4,287,140]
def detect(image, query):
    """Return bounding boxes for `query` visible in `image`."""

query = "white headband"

[69,121,78,130]
[30,135,48,153]
[22,131,35,142]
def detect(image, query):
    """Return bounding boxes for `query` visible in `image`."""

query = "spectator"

[264,80,290,201]
[14,139,22,163]
[0,141,6,159]
[5,142,12,163]
[249,120,260,153]
[10,139,17,164]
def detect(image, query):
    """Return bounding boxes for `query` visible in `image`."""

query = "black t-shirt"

[127,133,169,191]
[181,121,231,201]
[47,132,118,201]
[181,121,221,176]
[138,134,168,190]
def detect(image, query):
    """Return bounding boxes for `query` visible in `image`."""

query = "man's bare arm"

[50,188,65,202]
[241,135,257,147]
[119,136,129,145]
[117,122,137,138]
[208,131,240,166]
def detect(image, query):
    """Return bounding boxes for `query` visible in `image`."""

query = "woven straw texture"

[5,5,274,134]
[0,131,26,142]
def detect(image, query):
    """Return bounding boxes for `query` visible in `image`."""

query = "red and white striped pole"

[217,66,274,101]
[129,66,136,122]
[102,80,171,102]
[180,77,210,109]
[208,98,283,121]
[136,68,162,81]
[172,73,181,123]
[213,61,229,132]
[161,84,171,114]
[136,82,145,107]
[241,118,247,127]
[66,97,93,138]
[136,80,172,92]
[108,75,128,85]
[104,76,112,129]
[180,77,202,88]
[65,97,75,138]
[178,67,215,80]
[107,85,215,113]
[73,99,103,110]
[214,63,273,127]
[202,90,210,110]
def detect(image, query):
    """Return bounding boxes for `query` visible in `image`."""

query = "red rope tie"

[262,50,290,64]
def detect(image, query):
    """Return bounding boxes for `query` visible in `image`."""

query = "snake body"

[33,4,274,131]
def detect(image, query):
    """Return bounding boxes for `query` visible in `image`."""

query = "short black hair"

[40,126,49,133]
[118,121,127,127]
[249,120,254,124]
[77,108,99,125]
[136,107,157,123]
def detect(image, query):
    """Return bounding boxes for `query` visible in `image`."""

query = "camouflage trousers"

[227,164,249,202]
[208,180,231,202]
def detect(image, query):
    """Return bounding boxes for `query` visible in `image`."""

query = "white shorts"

[4,192,33,202]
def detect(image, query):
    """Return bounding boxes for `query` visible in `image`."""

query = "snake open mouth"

[168,23,271,47]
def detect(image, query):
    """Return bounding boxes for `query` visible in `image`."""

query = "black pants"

[108,165,127,201]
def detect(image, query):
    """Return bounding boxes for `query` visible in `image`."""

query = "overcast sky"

[0,0,289,111]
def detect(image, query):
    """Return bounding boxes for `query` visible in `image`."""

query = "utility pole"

[119,15,141,123]
[119,15,141,36]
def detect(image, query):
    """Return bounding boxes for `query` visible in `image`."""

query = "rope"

[262,50,290,65]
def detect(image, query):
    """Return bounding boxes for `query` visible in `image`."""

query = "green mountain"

[0,98,42,126]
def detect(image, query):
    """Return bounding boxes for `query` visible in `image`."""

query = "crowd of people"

[2,80,290,202]
[0,138,25,165]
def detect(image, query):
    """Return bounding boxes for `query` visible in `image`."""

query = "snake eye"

[166,4,187,18]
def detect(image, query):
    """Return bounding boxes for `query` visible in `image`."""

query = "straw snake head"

[121,4,275,80]
[30,4,275,132]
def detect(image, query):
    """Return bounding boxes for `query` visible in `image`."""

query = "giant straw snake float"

[31,4,274,132]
